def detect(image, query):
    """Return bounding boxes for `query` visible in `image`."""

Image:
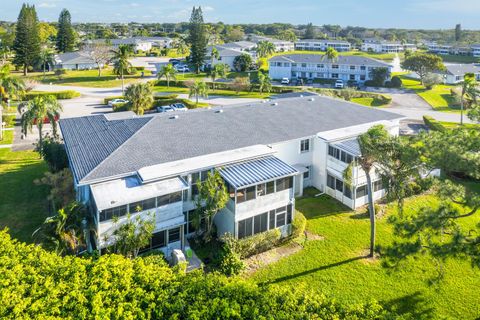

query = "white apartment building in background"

[269,54,392,83]
[295,39,352,52]
[60,95,403,254]
[361,39,417,53]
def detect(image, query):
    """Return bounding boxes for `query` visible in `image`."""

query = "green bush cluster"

[423,115,446,132]
[291,211,307,239]
[0,230,395,319]
[2,114,16,127]
[221,229,282,259]
[24,90,81,100]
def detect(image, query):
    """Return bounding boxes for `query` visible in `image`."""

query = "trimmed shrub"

[37,135,69,172]
[24,90,80,100]
[312,88,391,106]
[291,211,307,239]
[390,76,403,88]
[423,115,446,132]
[221,229,282,259]
[219,245,245,276]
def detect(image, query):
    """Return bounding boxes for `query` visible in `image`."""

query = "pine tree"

[455,24,462,42]
[13,4,41,76]
[187,7,208,74]
[304,23,316,39]
[56,9,75,53]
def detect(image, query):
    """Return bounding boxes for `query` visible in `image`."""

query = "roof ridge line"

[80,115,154,183]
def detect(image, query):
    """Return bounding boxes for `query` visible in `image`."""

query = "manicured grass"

[397,75,459,112]
[439,121,480,130]
[351,97,389,107]
[270,50,399,62]
[0,130,13,145]
[441,54,479,64]
[153,85,271,99]
[20,68,152,88]
[251,189,480,319]
[0,148,49,243]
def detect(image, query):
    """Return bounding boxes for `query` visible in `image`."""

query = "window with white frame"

[303,166,310,179]
[300,138,310,153]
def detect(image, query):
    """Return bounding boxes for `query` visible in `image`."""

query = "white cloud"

[129,2,140,7]
[38,2,57,8]
[202,6,214,12]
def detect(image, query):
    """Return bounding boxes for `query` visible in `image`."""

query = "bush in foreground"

[0,229,396,319]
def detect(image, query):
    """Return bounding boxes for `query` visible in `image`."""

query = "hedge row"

[312,88,392,105]
[25,90,81,100]
[423,115,446,132]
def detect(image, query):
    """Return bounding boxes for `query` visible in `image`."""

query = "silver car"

[156,105,175,113]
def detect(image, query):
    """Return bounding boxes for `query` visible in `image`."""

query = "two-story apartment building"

[361,40,417,53]
[295,39,352,52]
[205,45,254,70]
[247,34,295,52]
[60,96,403,254]
[268,54,392,83]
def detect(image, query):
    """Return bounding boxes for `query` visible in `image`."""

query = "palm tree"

[210,46,219,68]
[210,63,229,90]
[257,41,276,58]
[188,80,209,106]
[21,95,63,146]
[124,82,153,115]
[111,44,133,95]
[157,63,177,87]
[0,64,26,101]
[38,46,55,79]
[257,72,272,93]
[172,37,188,55]
[323,47,339,80]
[343,125,388,258]
[459,73,478,125]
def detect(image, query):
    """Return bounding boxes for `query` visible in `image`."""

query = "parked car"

[171,103,188,111]
[334,80,344,89]
[156,105,175,113]
[347,80,360,89]
[281,77,290,85]
[175,65,190,72]
[169,58,181,66]
[108,99,128,107]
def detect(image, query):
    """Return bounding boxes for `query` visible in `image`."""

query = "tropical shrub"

[37,135,69,172]
[219,244,245,276]
[291,211,307,239]
[0,229,396,319]
[221,229,282,259]
[390,76,403,88]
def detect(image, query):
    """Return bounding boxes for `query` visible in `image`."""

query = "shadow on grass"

[296,191,352,220]
[382,291,435,320]
[260,255,368,285]
[349,212,369,220]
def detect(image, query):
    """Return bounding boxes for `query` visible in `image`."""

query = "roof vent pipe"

[215,109,224,113]
[169,115,179,119]
[271,102,278,106]
[308,98,315,102]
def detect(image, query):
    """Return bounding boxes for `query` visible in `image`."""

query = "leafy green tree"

[343,125,389,258]
[304,23,316,39]
[187,7,208,73]
[157,63,177,87]
[124,82,153,115]
[223,25,245,42]
[369,67,390,86]
[455,23,462,42]
[257,72,272,93]
[111,44,133,94]
[256,41,276,58]
[278,29,297,42]
[458,72,479,125]
[34,168,74,211]
[37,134,69,172]
[21,95,63,146]
[210,63,229,89]
[109,212,155,259]
[172,37,189,55]
[401,53,445,86]
[13,4,41,75]
[194,170,229,241]
[56,9,75,53]
[32,201,86,255]
[188,80,208,106]
[233,53,253,72]
[38,22,57,44]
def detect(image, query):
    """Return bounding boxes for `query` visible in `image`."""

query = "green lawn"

[19,68,152,88]
[251,189,480,319]
[0,148,49,243]
[397,75,459,112]
[153,85,272,99]
[439,121,480,130]
[441,54,479,64]
[0,130,13,145]
[270,50,399,62]
[351,97,389,107]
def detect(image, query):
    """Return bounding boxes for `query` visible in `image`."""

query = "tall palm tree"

[210,46,219,68]
[210,63,229,90]
[257,41,276,58]
[21,95,63,146]
[38,46,55,79]
[343,125,388,258]
[257,72,272,93]
[459,72,478,125]
[157,63,177,87]
[323,47,339,80]
[188,80,209,106]
[124,82,153,115]
[111,44,133,95]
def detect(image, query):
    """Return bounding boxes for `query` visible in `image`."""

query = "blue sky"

[1,0,480,29]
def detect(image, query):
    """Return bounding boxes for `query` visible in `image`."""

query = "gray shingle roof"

[445,64,480,76]
[59,115,152,183]
[61,96,403,185]
[269,54,390,67]
[55,52,97,65]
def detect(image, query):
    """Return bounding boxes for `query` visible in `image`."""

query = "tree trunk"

[97,64,102,77]
[365,171,376,258]
[43,62,46,80]
[196,94,199,106]
[37,123,43,151]
[23,64,27,76]
[460,97,464,125]
[121,73,125,95]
